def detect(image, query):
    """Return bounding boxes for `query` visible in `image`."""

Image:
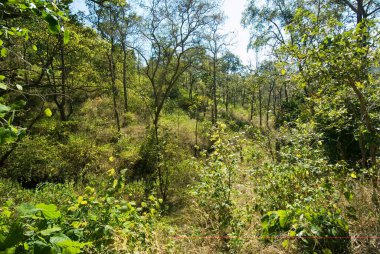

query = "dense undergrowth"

[1,110,379,253]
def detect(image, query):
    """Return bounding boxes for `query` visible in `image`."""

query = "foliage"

[262,207,350,254]
[0,0,379,253]
[0,201,90,254]
[190,123,245,251]
[0,169,164,253]
[0,0,68,146]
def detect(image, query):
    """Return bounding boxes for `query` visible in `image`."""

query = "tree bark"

[259,84,262,128]
[212,52,218,125]
[122,43,128,113]
[250,92,255,122]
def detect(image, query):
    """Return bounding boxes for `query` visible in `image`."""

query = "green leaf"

[64,30,70,44]
[0,75,5,81]
[50,234,91,254]
[344,191,353,201]
[11,100,26,110]
[311,225,322,235]
[282,239,289,249]
[35,203,61,219]
[40,227,62,236]
[50,234,71,244]
[106,197,115,204]
[350,172,357,179]
[17,203,39,217]
[44,14,60,34]
[0,104,11,114]
[277,210,288,228]
[15,84,22,91]
[1,48,7,58]
[0,127,17,145]
[44,108,52,117]
[32,45,37,51]
[0,247,16,254]
[32,241,52,254]
[0,83,7,90]
[0,223,23,251]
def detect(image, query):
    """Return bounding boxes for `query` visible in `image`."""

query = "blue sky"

[70,0,255,65]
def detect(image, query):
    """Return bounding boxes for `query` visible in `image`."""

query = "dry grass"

[349,183,380,254]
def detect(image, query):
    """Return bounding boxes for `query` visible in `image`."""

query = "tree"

[133,0,219,143]
[283,10,380,209]
[87,0,124,131]
[0,0,69,166]
[115,2,137,113]
[335,0,380,24]
[203,14,228,125]
[220,51,242,118]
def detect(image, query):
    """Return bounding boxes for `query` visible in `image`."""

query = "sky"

[70,0,255,65]
[221,0,255,65]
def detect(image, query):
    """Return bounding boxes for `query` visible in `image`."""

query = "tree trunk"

[122,43,128,112]
[259,84,262,128]
[266,81,274,129]
[189,71,193,100]
[109,41,120,132]
[357,0,364,23]
[250,92,255,122]
[350,81,378,209]
[212,53,218,125]
[273,81,277,117]
[195,110,199,157]
[225,81,229,118]
[59,33,67,121]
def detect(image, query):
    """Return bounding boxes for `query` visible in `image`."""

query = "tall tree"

[115,3,137,113]
[133,0,219,142]
[87,0,123,131]
[203,14,228,125]
[335,0,380,24]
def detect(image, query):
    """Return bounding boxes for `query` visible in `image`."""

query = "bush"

[0,201,91,253]
[5,136,63,187]
[190,123,245,252]
[0,168,166,253]
[261,207,350,254]
[4,133,109,186]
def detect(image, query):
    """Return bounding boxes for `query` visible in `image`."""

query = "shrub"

[5,136,63,187]
[0,201,91,253]
[261,207,350,254]
[190,123,245,252]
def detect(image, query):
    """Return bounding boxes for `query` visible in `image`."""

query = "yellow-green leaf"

[64,29,70,44]
[44,108,52,117]
[1,48,7,57]
[282,239,289,249]
[355,81,364,89]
